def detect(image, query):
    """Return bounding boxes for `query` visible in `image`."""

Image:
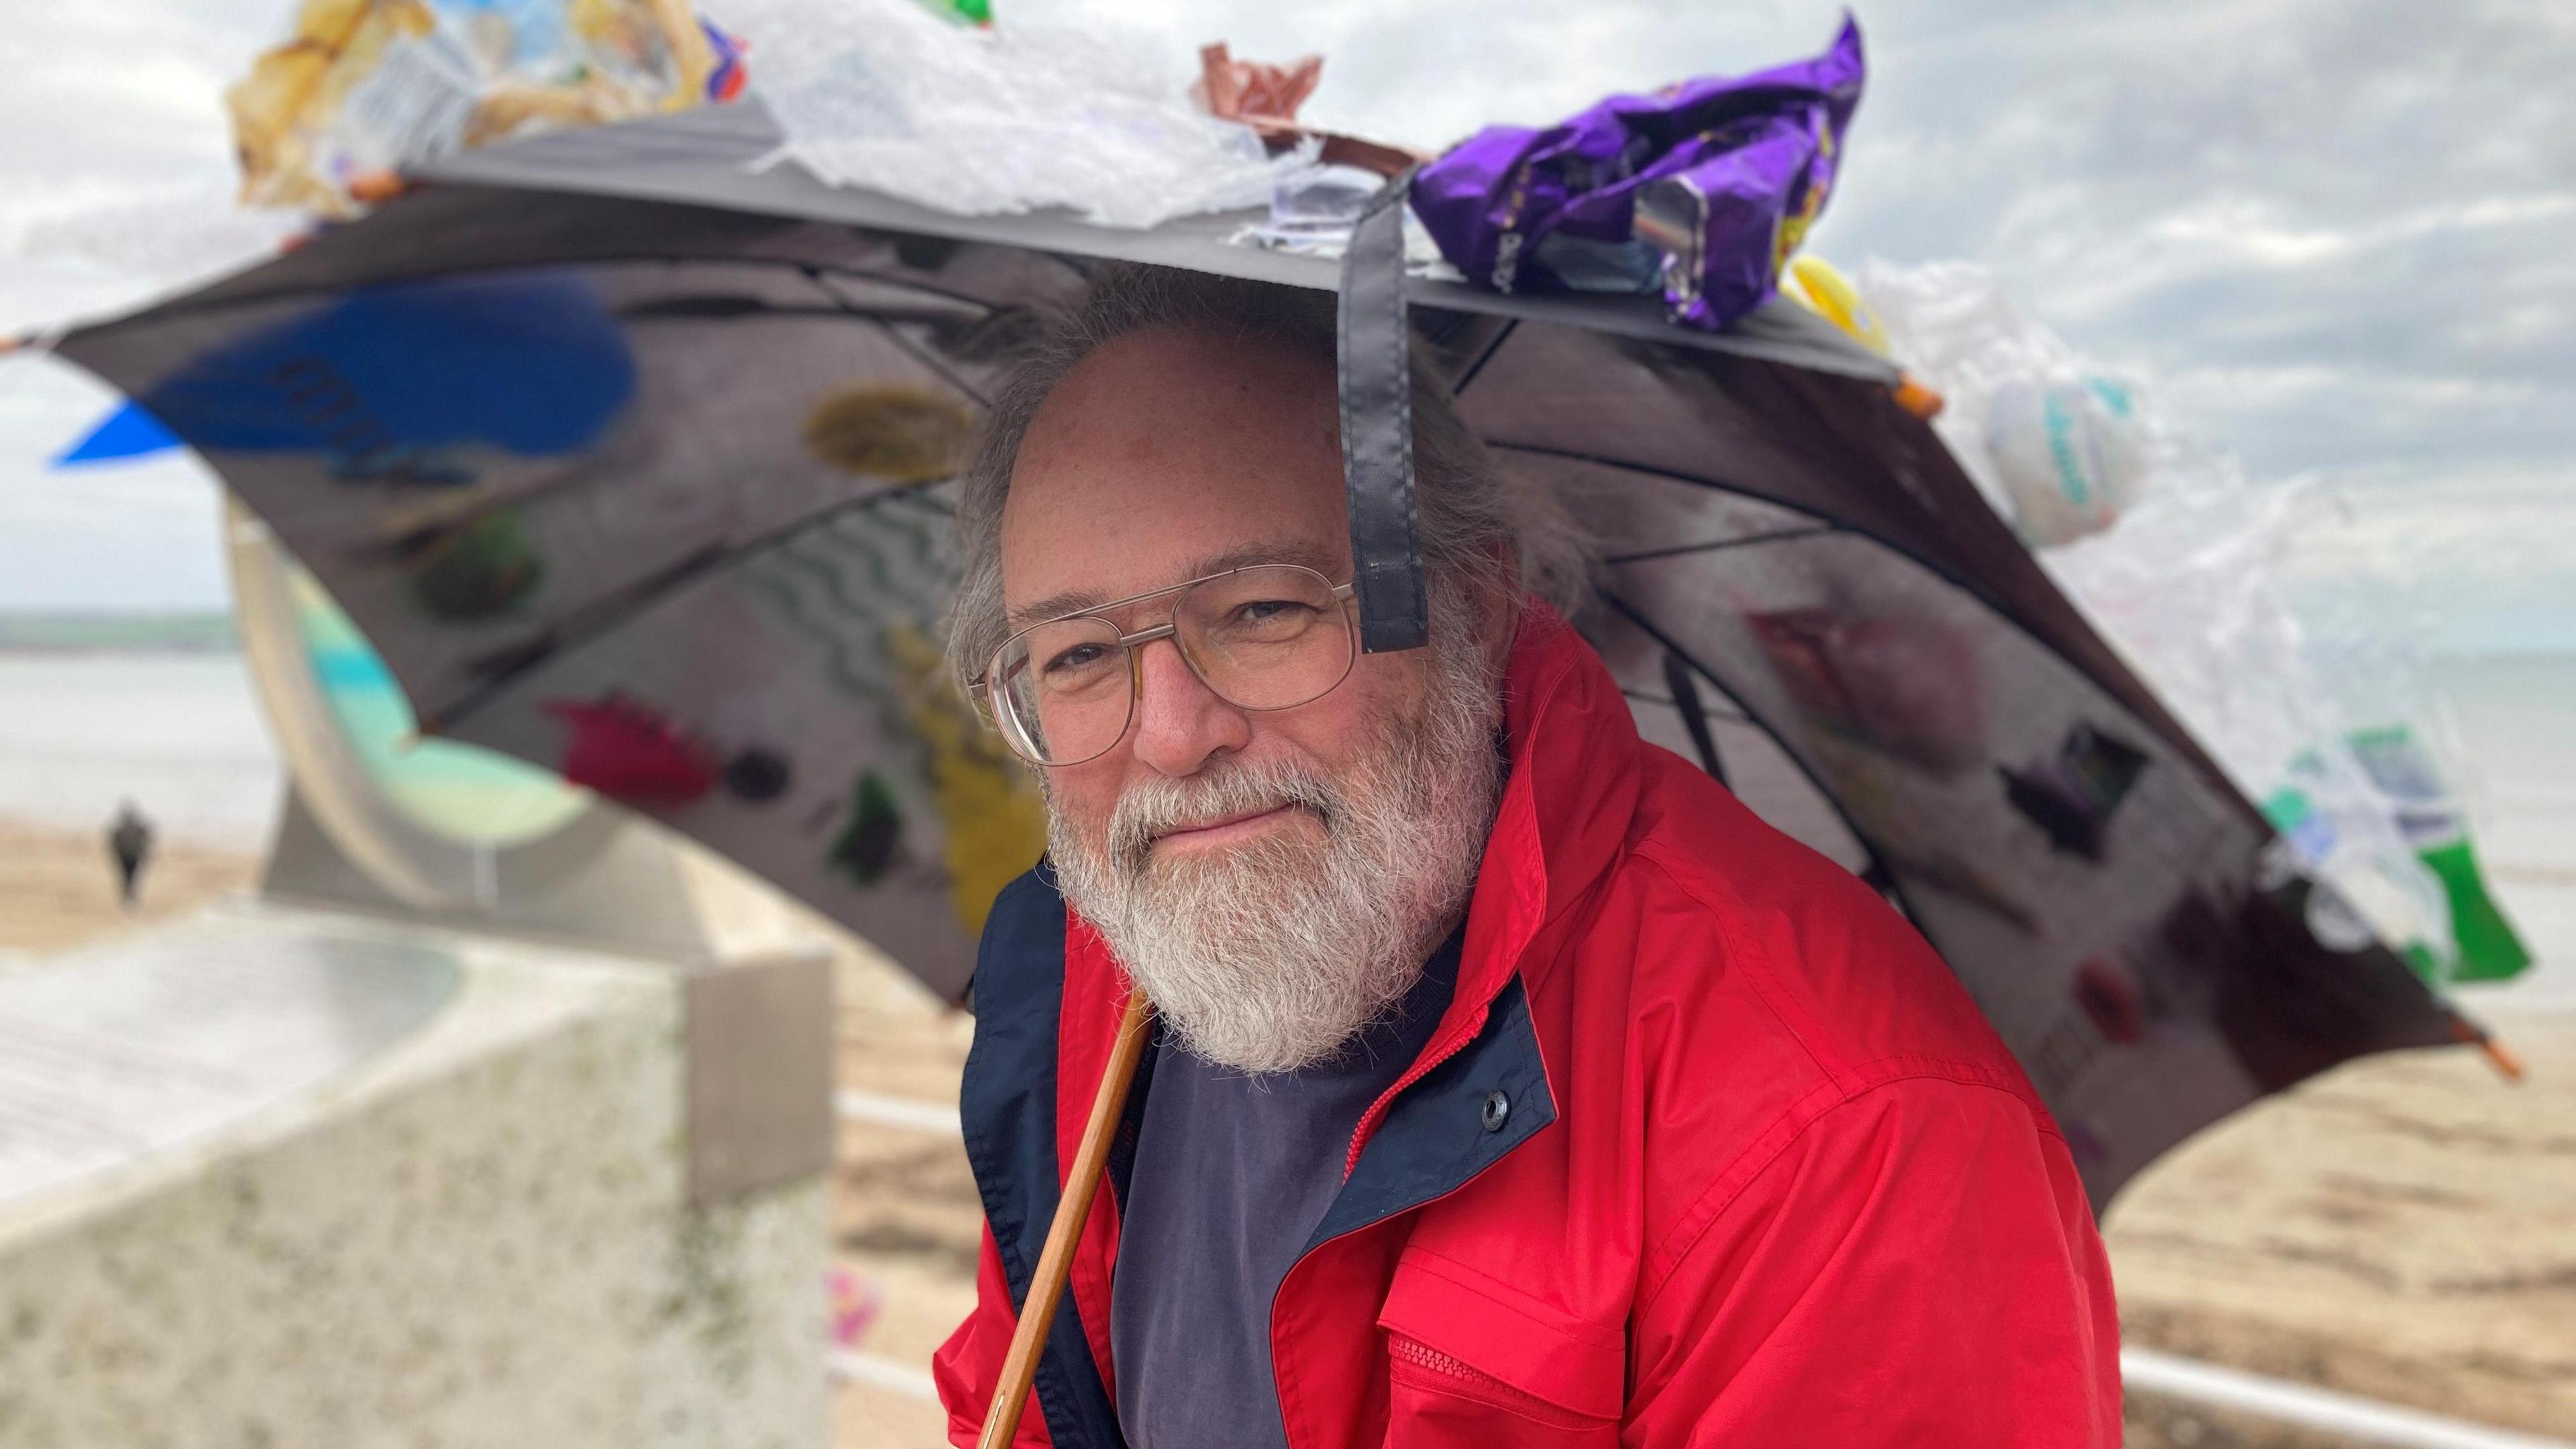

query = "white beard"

[1044,627,1503,1075]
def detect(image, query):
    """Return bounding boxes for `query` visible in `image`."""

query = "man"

[933,266,2118,1446]
[108,800,154,910]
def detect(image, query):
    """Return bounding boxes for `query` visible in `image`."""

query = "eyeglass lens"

[988,565,1354,765]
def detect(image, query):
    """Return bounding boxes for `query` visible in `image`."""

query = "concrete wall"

[0,902,830,1449]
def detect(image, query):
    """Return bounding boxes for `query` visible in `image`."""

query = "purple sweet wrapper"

[1411,15,1864,333]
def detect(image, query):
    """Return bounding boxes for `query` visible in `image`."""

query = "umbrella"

[51,99,2471,1209]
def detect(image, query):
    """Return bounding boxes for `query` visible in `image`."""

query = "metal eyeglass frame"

[971,564,1360,767]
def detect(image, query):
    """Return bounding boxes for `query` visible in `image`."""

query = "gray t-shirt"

[1110,932,1462,1449]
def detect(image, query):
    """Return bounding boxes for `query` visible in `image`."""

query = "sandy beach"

[0,816,261,959]
[3,814,2569,1447]
[832,934,983,1446]
[2108,1004,2576,1444]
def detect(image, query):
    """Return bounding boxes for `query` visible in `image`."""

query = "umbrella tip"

[348,169,411,205]
[1893,372,1945,421]
[2479,1035,2528,1083]
[2449,1014,2526,1083]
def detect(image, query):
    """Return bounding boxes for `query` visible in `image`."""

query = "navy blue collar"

[958,869,1557,1448]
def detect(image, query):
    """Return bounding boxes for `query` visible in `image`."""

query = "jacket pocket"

[1385,1333,1621,1442]
[1377,1256,1623,1446]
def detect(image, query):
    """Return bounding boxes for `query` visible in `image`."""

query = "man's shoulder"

[1593,749,2039,1110]
[967,864,1070,1008]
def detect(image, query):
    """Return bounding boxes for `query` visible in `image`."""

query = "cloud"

[1817,0,2576,480]
[0,346,230,612]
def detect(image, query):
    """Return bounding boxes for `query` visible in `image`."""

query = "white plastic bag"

[1856,261,2147,547]
[709,0,1316,228]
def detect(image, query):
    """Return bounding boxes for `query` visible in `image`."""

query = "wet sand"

[2108,1002,2576,1444]
[831,949,981,1448]
[5,818,2568,1446]
[0,818,263,959]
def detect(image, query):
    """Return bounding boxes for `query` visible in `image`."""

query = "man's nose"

[1126,635,1250,777]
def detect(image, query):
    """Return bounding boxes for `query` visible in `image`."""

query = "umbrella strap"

[1337,166,1430,654]
[1661,649,1729,788]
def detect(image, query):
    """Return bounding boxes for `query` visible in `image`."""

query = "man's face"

[1000,323,1503,1073]
[1002,325,1438,850]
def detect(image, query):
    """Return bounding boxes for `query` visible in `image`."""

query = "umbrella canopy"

[54,101,2461,1203]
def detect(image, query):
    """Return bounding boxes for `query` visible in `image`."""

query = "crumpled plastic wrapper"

[1410,17,1863,333]
[708,0,1316,229]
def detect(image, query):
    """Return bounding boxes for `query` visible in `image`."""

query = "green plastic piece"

[2420,837,2532,983]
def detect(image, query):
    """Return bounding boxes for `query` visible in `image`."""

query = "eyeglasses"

[973,564,1359,767]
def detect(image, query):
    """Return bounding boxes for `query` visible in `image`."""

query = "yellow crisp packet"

[227,0,716,216]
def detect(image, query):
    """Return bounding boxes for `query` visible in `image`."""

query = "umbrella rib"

[1619,687,1749,722]
[1597,590,1921,924]
[428,486,941,731]
[870,316,990,410]
[614,297,975,327]
[805,269,994,409]
[432,539,731,731]
[1487,439,2043,639]
[1602,523,1841,566]
[1662,648,1730,786]
[113,249,1009,334]
[1485,439,1781,508]
[1449,319,1519,397]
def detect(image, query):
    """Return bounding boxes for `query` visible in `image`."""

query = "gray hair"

[943,264,1591,689]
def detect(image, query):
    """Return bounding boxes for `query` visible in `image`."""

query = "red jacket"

[935,610,2120,1446]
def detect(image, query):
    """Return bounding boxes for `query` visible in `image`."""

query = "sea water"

[2430,653,2576,1008]
[0,652,280,851]
[0,647,2567,995]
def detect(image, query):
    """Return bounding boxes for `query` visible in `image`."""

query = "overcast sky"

[1,0,2569,648]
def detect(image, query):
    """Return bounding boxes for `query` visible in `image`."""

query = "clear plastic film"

[1857,260,2526,984]
[707,0,1316,229]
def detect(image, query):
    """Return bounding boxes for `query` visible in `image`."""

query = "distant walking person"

[107,802,154,910]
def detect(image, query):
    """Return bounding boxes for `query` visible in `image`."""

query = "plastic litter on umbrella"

[1855,259,2528,988]
[227,0,740,216]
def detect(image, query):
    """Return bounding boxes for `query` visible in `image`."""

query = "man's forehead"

[997,324,1350,622]
[1005,538,1346,629]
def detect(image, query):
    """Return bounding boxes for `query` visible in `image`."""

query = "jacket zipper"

[1340,1006,1490,1179]
[1385,1336,1606,1430]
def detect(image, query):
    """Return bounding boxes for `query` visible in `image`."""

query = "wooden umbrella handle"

[975,986,1155,1449]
